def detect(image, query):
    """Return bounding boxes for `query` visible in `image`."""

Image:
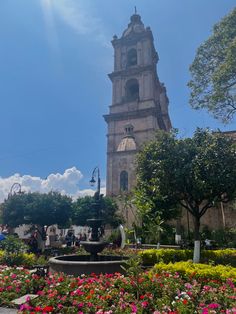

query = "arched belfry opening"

[120,171,128,191]
[127,48,137,67]
[125,79,139,101]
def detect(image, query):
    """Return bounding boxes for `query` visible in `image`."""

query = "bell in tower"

[104,13,172,197]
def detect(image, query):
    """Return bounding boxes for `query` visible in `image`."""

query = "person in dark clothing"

[65,231,75,247]
[81,233,87,241]
[29,234,38,253]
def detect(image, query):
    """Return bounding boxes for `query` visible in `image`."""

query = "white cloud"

[0,167,104,203]
[51,0,109,47]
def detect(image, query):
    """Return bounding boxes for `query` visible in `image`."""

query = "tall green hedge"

[139,249,236,266]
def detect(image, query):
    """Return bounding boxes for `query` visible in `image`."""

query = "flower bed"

[0,265,235,313]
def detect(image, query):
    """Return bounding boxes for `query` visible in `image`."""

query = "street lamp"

[79,167,107,259]
[89,167,101,202]
[86,167,103,241]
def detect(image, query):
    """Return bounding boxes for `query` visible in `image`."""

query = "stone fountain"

[49,167,128,276]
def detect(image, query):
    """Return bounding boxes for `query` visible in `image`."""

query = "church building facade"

[104,13,172,197]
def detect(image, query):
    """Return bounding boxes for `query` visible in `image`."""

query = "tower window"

[124,124,134,135]
[125,79,139,101]
[120,171,128,191]
[127,48,137,67]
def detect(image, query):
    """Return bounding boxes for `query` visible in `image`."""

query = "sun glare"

[40,0,60,57]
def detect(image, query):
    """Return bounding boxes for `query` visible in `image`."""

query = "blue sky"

[0,0,235,200]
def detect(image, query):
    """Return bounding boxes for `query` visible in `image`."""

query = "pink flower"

[76,289,84,295]
[185,283,192,289]
[19,304,33,311]
[208,303,220,309]
[141,301,148,308]
[131,304,137,313]
[37,290,44,296]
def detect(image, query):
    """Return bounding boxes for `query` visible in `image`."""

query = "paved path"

[0,308,18,313]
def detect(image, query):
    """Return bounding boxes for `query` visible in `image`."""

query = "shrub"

[35,255,48,266]
[0,236,35,267]
[201,249,236,266]
[151,261,236,282]
[0,235,28,253]
[0,249,36,267]
[139,249,192,265]
[139,248,236,266]
[139,249,158,265]
[211,228,236,248]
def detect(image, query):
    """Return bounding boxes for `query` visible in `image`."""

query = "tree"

[135,129,236,262]
[143,214,164,248]
[188,8,236,123]
[117,192,140,227]
[135,131,181,226]
[72,196,123,228]
[1,191,73,251]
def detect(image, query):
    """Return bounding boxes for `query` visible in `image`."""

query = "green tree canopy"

[135,129,236,262]
[188,8,236,123]
[72,196,123,227]
[1,191,73,229]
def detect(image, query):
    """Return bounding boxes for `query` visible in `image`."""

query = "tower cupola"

[122,14,145,37]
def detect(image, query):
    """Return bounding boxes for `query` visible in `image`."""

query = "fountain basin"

[80,241,107,255]
[49,254,129,276]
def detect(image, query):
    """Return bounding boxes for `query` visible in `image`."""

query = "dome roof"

[117,136,137,152]
[122,14,145,37]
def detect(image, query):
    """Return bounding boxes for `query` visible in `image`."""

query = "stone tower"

[104,13,172,197]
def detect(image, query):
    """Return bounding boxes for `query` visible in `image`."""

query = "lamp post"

[89,167,101,218]
[80,166,107,260]
[89,167,101,200]
[83,166,103,244]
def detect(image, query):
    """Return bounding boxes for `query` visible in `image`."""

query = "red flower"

[34,306,42,312]
[42,306,54,312]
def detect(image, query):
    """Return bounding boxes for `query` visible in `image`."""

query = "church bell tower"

[104,13,172,197]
